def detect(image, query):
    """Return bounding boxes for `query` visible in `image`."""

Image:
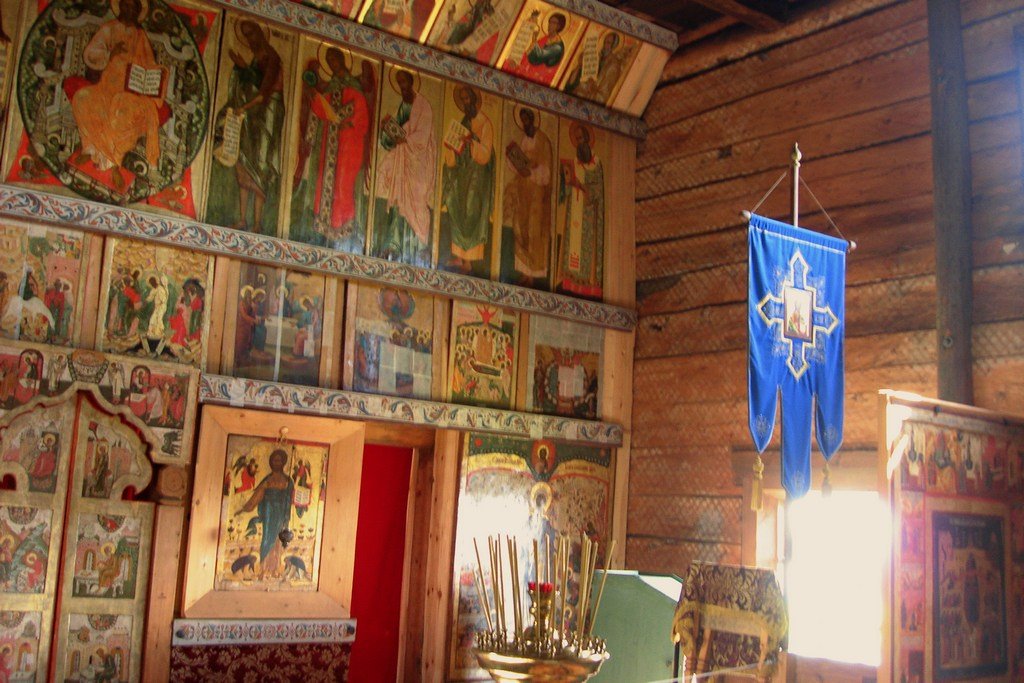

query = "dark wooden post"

[927,0,974,404]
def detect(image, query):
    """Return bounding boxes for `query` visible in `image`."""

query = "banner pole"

[791,143,801,227]
[782,143,801,605]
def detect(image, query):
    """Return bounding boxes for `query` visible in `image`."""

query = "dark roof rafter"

[685,0,786,30]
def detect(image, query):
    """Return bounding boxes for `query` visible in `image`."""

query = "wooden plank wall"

[629,0,1024,574]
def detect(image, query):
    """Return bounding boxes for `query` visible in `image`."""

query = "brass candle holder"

[471,534,614,683]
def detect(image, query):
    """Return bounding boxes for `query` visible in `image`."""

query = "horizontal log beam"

[626,537,741,575]
[637,136,933,245]
[661,0,903,82]
[630,446,742,496]
[650,0,925,128]
[636,264,1024,358]
[627,494,742,544]
[685,0,784,31]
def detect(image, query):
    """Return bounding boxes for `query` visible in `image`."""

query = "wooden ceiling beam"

[686,0,785,31]
[676,15,739,48]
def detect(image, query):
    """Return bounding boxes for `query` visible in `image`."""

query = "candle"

[473,538,493,632]
[575,535,590,650]
[489,537,503,635]
[559,536,569,639]
[506,535,520,636]
[496,535,507,634]
[586,539,615,640]
[533,539,540,641]
[546,535,552,586]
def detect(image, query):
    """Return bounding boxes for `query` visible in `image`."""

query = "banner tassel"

[751,453,765,511]
[822,461,833,498]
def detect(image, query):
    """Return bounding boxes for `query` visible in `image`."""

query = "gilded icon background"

[523,315,602,419]
[0,225,94,347]
[205,17,297,236]
[497,103,556,289]
[288,40,379,254]
[448,302,517,409]
[98,240,212,368]
[369,65,443,269]
[215,435,330,592]
[449,434,612,679]
[436,82,501,279]
[226,264,327,386]
[426,0,525,66]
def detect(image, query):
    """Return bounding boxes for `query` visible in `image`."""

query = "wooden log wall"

[629,0,1024,574]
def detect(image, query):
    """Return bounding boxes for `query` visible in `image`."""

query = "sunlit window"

[784,491,889,666]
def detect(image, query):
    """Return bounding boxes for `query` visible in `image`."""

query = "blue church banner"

[748,214,847,497]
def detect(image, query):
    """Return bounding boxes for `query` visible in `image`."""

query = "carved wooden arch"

[0,387,158,682]
[0,343,201,469]
[0,387,158,496]
[3,383,164,459]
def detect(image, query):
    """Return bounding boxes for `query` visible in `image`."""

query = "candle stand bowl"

[474,647,608,682]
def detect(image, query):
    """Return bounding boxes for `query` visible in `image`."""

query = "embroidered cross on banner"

[756,251,839,380]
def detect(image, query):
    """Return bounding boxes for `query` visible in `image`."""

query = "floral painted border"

[209,0,648,138]
[0,186,637,331]
[199,375,625,446]
[172,619,357,646]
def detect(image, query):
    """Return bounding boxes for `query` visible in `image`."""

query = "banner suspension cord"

[742,168,860,254]
[749,170,788,216]
[799,175,858,251]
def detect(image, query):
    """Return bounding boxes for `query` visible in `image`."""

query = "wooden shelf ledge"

[0,186,638,331]
[199,374,625,447]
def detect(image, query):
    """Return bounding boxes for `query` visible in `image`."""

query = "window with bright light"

[783,490,889,666]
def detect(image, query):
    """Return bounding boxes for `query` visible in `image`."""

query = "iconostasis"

[0,0,651,678]
[880,393,1024,683]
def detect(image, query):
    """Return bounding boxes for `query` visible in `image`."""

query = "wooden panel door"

[0,392,154,682]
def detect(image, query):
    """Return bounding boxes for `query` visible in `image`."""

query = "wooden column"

[927,0,974,404]
[143,505,185,682]
[603,135,638,568]
[420,429,462,681]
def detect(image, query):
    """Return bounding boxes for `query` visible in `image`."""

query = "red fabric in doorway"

[348,443,414,682]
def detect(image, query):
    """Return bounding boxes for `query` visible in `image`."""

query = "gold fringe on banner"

[751,453,765,511]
